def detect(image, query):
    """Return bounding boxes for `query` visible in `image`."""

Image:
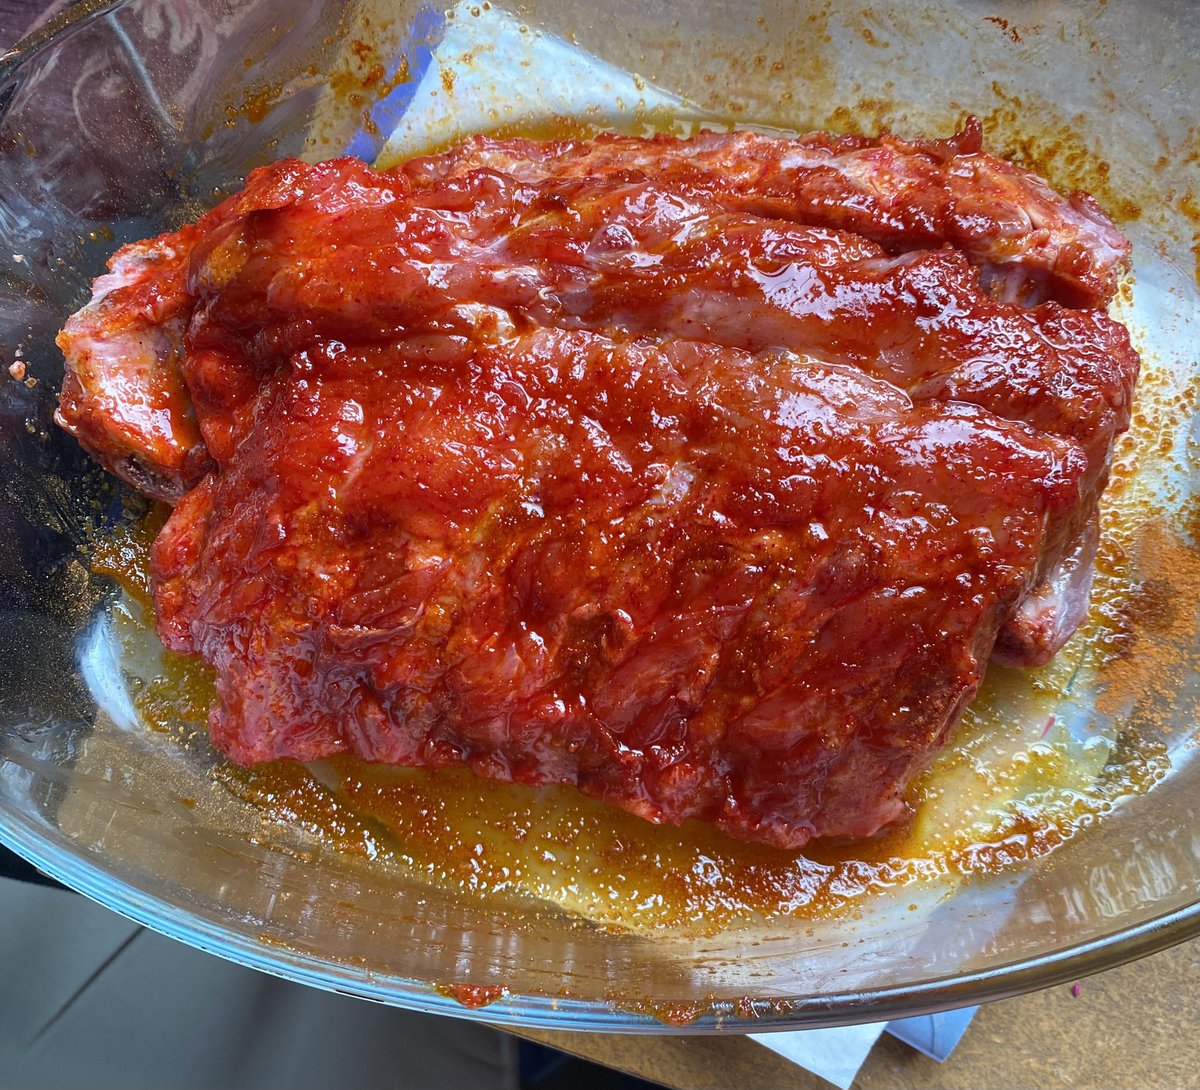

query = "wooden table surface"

[512,937,1200,1090]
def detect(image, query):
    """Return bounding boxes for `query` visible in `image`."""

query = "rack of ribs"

[56,120,1138,849]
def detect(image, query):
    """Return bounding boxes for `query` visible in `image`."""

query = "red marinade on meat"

[56,120,1139,849]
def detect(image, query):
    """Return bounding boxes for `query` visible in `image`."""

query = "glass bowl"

[0,0,1198,1033]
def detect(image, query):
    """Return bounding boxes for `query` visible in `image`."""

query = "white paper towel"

[751,1007,981,1088]
[752,1023,888,1090]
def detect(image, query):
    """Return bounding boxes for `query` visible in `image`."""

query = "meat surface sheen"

[403,118,1130,309]
[56,227,210,501]
[57,121,1140,848]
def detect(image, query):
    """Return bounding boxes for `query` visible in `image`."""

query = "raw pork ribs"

[57,120,1138,848]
